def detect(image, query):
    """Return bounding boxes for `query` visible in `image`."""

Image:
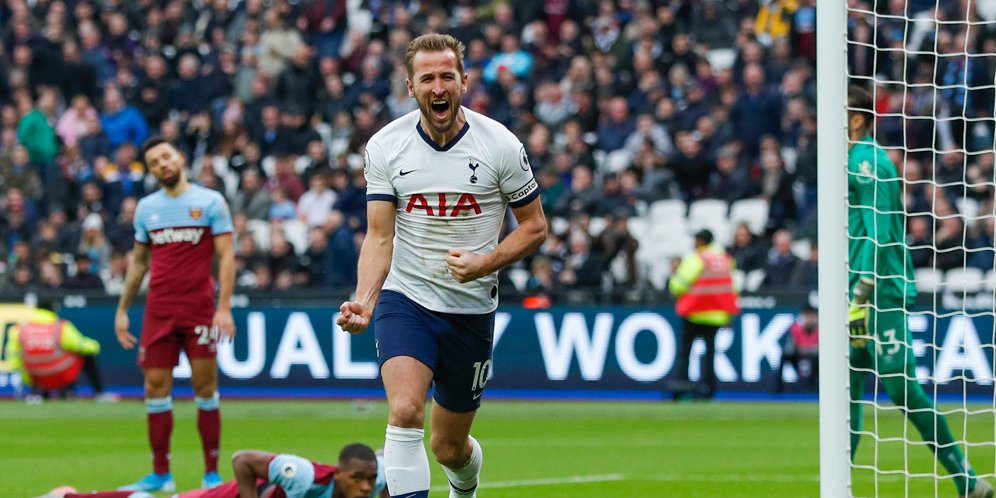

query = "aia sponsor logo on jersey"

[189,207,204,220]
[149,227,206,245]
[405,193,481,217]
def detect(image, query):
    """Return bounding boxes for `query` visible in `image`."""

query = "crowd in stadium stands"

[0,0,984,303]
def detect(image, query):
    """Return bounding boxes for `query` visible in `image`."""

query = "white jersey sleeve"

[363,141,396,202]
[497,143,540,209]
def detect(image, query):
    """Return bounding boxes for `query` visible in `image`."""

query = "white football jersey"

[364,107,539,313]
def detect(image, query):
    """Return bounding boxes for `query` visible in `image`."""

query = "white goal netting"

[845,1,996,497]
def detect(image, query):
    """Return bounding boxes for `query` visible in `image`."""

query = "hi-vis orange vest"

[18,320,84,389]
[675,250,740,318]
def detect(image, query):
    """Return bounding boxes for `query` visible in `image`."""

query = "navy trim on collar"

[416,120,470,151]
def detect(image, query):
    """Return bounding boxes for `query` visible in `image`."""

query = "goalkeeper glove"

[849,277,874,347]
[848,303,869,347]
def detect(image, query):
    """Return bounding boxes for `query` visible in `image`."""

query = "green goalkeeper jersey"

[847,135,917,307]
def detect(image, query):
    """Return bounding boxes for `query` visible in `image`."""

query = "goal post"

[817,0,851,496]
[820,2,996,497]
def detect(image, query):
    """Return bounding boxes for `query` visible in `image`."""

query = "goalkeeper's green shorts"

[850,307,916,375]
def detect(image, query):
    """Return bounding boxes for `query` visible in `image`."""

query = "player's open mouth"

[431,99,449,118]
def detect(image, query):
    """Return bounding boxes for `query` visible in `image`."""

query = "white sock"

[442,435,482,498]
[384,425,430,497]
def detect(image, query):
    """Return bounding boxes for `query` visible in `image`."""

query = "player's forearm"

[482,215,546,274]
[117,259,149,311]
[232,459,259,498]
[231,450,270,498]
[354,234,393,310]
[216,252,236,311]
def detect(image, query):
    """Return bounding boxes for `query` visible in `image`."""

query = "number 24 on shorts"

[194,325,223,345]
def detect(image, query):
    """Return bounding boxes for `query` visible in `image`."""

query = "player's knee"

[388,398,425,427]
[144,376,170,394]
[429,434,467,468]
[192,382,217,398]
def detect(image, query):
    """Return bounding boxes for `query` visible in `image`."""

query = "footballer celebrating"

[337,34,547,498]
[115,137,237,493]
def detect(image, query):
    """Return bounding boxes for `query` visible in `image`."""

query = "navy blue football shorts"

[374,290,496,412]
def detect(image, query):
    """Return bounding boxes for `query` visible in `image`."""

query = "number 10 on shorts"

[471,360,492,391]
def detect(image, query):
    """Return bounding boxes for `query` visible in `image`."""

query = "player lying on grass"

[34,442,387,498]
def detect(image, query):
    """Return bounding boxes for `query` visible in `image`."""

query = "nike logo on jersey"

[472,391,484,400]
[399,169,416,176]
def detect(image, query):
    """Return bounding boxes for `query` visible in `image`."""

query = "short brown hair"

[405,33,466,78]
[139,135,171,162]
[847,86,875,131]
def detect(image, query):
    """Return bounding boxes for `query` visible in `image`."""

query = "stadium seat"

[550,217,570,236]
[914,267,943,293]
[985,269,996,291]
[648,199,687,221]
[955,197,980,222]
[506,268,530,292]
[647,259,673,291]
[261,156,277,178]
[944,267,984,293]
[247,219,271,252]
[687,199,729,246]
[281,219,309,255]
[744,269,766,292]
[729,199,769,236]
[791,239,813,261]
[603,149,634,174]
[626,217,649,241]
[588,216,607,237]
[732,269,745,292]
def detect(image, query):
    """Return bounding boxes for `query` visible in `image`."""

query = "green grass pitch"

[1,399,993,497]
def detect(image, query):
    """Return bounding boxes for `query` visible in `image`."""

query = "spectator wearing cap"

[665,229,740,401]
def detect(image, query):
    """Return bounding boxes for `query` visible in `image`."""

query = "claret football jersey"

[134,184,233,315]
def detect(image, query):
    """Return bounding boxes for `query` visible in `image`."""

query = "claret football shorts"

[139,309,218,369]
